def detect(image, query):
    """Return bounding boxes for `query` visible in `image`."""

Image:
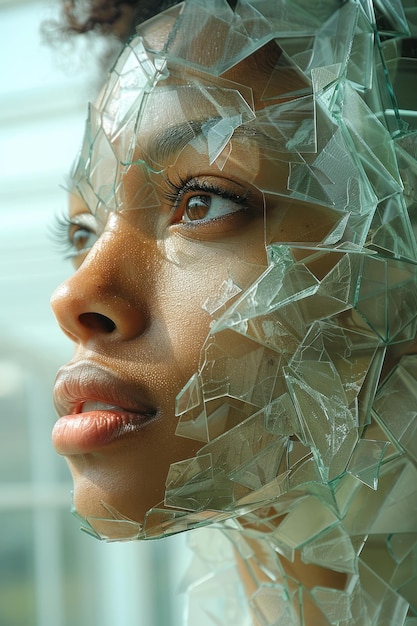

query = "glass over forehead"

[69,1,336,217]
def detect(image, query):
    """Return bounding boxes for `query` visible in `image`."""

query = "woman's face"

[50,17,345,535]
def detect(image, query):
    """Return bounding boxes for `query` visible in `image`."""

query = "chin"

[69,464,158,540]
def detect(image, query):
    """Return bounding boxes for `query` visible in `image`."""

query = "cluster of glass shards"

[69,0,417,624]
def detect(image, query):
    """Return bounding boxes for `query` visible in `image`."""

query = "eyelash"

[50,212,75,258]
[51,178,251,258]
[50,211,97,260]
[163,175,250,223]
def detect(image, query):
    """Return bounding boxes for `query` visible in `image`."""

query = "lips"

[52,361,157,455]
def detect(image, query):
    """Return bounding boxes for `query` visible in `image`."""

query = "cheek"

[265,201,343,247]
[149,239,270,418]
[154,252,234,369]
[157,228,268,316]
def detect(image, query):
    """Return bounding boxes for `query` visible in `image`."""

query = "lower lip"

[52,410,154,455]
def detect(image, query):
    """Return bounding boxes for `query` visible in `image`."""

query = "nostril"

[78,312,116,333]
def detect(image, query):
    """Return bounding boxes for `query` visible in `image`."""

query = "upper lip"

[53,360,157,418]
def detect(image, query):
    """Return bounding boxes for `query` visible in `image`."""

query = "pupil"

[186,196,211,221]
[73,229,89,250]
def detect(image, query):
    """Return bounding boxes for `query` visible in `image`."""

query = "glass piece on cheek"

[212,248,320,340]
[234,471,291,511]
[346,439,390,489]
[356,559,410,625]
[229,437,287,492]
[175,381,264,442]
[342,459,417,537]
[265,393,300,436]
[175,374,212,444]
[310,587,353,624]
[250,585,300,626]
[374,0,410,35]
[193,409,289,506]
[311,64,342,109]
[287,370,357,482]
[373,355,417,463]
[214,249,365,353]
[164,453,223,510]
[273,495,340,551]
[287,449,322,492]
[175,401,209,442]
[203,397,259,442]
[225,310,300,356]
[202,277,242,315]
[368,194,417,262]
[175,373,201,417]
[289,320,378,407]
[286,321,380,480]
[346,8,375,90]
[355,256,417,344]
[199,331,287,408]
[387,532,417,565]
[285,127,377,245]
[265,253,357,334]
[301,524,359,574]
[341,87,403,202]
[395,133,417,225]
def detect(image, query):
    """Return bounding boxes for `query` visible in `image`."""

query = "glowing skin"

[50,2,417,623]
[51,20,339,528]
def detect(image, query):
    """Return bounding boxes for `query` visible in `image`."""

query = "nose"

[50,225,149,345]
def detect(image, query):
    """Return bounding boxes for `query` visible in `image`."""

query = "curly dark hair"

[56,0,181,42]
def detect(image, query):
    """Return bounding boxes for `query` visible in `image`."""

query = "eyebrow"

[134,118,266,168]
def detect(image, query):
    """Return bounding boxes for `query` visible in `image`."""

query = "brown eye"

[66,213,100,258]
[70,226,98,252]
[181,192,246,223]
[52,210,100,261]
[184,195,211,221]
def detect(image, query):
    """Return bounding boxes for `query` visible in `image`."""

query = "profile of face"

[51,0,417,564]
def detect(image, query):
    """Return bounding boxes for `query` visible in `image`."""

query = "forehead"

[71,2,349,217]
[97,1,311,137]
[92,21,311,185]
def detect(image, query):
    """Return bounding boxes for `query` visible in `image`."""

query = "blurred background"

[0,1,190,624]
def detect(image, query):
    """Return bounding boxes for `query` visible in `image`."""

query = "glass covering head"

[51,1,417,624]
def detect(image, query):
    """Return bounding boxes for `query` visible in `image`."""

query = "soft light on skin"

[51,15,342,529]
[49,2,417,624]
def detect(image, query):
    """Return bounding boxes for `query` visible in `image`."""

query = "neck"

[232,531,346,625]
